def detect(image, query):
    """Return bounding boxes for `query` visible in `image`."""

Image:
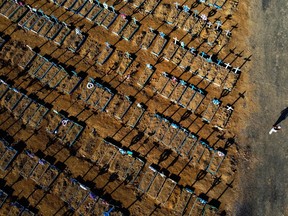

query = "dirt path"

[237,0,288,215]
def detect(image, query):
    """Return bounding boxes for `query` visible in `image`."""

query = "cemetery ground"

[0,0,253,215]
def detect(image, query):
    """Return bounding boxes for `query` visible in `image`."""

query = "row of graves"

[50,0,141,41]
[0,0,86,52]
[77,131,220,215]
[0,79,84,147]
[0,138,123,215]
[0,189,34,216]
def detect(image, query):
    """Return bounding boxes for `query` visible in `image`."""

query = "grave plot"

[69,0,88,13]
[163,40,179,61]
[0,79,9,99]
[39,63,61,85]
[137,165,157,193]
[24,102,48,129]
[147,171,166,198]
[156,178,177,204]
[192,140,213,168]
[153,116,170,142]
[178,84,196,109]
[53,23,71,46]
[91,199,117,215]
[174,187,194,214]
[142,0,161,14]
[0,0,15,18]
[22,10,44,31]
[213,66,229,86]
[171,44,187,65]
[131,0,145,9]
[223,69,240,91]
[93,5,111,26]
[202,98,222,123]
[78,130,103,161]
[178,132,198,159]
[60,178,81,205]
[203,203,219,215]
[212,104,234,129]
[19,151,39,179]
[126,157,145,184]
[169,127,189,152]
[30,13,49,34]
[194,56,210,78]
[62,0,78,10]
[69,183,90,210]
[109,148,134,180]
[179,48,196,69]
[16,8,35,28]
[151,32,168,56]
[7,202,25,216]
[85,1,103,21]
[32,56,53,80]
[125,103,146,128]
[161,122,180,149]
[140,28,157,50]
[58,70,83,95]
[78,0,95,17]
[38,165,60,190]
[77,192,99,216]
[37,16,58,38]
[206,28,222,47]
[116,52,134,75]
[207,149,226,175]
[0,189,8,208]
[153,72,170,93]
[21,100,44,127]
[121,18,140,41]
[85,82,105,106]
[65,29,87,52]
[30,159,50,183]
[9,3,29,23]
[52,0,69,6]
[97,42,114,65]
[169,80,188,104]
[106,95,134,120]
[94,86,115,111]
[160,75,178,99]
[205,63,221,84]
[45,21,64,41]
[137,64,155,87]
[80,77,97,102]
[0,146,17,171]
[166,4,181,25]
[46,110,84,147]
[26,53,46,77]
[16,45,36,69]
[101,7,118,29]
[1,87,23,112]
[187,196,207,216]
[144,113,162,135]
[176,6,191,28]
[12,94,32,119]
[112,13,129,36]
[20,209,34,216]
[186,88,206,113]
[47,66,68,89]
[182,13,199,32]
[96,141,118,168]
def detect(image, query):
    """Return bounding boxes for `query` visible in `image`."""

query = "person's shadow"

[273,107,288,126]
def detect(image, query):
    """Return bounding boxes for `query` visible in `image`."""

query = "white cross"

[224,62,231,69]
[174,2,180,8]
[233,67,241,73]
[200,14,207,21]
[215,21,222,30]
[206,22,213,28]
[75,28,81,35]
[149,27,154,32]
[173,37,178,44]
[227,105,233,111]
[225,30,232,37]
